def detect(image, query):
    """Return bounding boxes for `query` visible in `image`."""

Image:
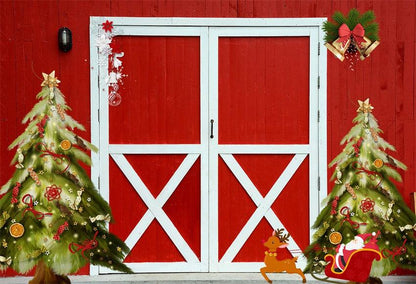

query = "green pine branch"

[323,9,379,43]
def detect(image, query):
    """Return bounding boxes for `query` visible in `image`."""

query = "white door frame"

[89,17,327,275]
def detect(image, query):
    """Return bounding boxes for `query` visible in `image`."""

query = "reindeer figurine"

[260,228,306,283]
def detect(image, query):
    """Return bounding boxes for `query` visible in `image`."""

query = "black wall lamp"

[58,27,72,52]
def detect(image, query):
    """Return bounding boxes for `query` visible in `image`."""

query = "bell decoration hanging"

[323,9,379,63]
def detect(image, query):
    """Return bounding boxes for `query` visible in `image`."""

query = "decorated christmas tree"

[304,99,416,281]
[0,72,131,283]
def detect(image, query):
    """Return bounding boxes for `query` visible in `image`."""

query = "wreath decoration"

[323,9,380,66]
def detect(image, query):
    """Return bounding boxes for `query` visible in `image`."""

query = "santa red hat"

[356,233,373,242]
[357,231,381,250]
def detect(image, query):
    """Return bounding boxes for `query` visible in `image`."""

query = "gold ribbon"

[89,214,111,223]
[0,256,12,266]
[399,224,416,231]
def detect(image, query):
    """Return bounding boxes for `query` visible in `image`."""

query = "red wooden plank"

[393,1,415,207]
[218,155,310,261]
[57,1,111,140]
[0,0,17,187]
[109,155,201,262]
[237,0,254,17]
[300,0,317,17]
[110,0,143,16]
[108,36,200,144]
[170,0,206,17]
[218,37,309,144]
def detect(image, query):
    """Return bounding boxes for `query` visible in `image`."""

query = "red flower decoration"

[102,20,113,33]
[360,197,375,213]
[44,184,62,201]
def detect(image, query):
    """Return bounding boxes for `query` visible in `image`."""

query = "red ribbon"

[382,239,407,263]
[338,23,366,47]
[53,221,68,241]
[352,161,382,188]
[69,231,99,260]
[36,142,71,173]
[22,194,52,220]
[11,182,21,204]
[340,206,367,229]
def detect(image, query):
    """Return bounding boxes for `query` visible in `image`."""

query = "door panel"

[109,155,201,262]
[109,36,201,144]
[218,37,310,144]
[95,26,209,273]
[209,27,318,272]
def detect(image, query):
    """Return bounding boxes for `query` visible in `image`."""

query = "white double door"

[90,17,327,274]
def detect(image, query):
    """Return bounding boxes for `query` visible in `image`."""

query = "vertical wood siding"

[1,0,415,276]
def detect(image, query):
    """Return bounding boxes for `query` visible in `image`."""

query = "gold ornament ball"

[373,158,384,169]
[329,231,343,245]
[10,223,25,238]
[60,139,72,151]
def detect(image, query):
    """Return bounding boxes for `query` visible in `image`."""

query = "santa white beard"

[345,236,365,251]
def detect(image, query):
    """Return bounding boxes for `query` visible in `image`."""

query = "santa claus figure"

[334,231,380,272]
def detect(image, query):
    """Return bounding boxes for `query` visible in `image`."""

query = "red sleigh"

[311,248,383,283]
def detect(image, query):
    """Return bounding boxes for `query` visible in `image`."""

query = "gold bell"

[357,37,380,60]
[325,37,351,62]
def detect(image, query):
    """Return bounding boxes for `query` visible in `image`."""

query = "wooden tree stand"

[29,261,71,284]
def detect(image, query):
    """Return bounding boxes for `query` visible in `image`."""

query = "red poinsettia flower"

[102,20,113,33]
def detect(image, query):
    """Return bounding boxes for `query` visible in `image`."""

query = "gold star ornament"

[357,98,374,113]
[41,71,60,88]
[41,71,60,100]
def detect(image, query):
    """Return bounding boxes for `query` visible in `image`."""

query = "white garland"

[95,22,126,106]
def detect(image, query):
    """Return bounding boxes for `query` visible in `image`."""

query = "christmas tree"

[0,71,131,283]
[304,99,416,279]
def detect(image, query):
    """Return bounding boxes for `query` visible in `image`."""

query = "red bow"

[69,231,99,260]
[22,194,52,220]
[338,23,366,47]
[36,142,71,173]
[382,239,407,263]
[340,206,367,229]
[352,161,383,188]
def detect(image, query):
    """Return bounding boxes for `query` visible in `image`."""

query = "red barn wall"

[0,0,415,276]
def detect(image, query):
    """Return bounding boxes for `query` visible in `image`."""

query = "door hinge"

[210,119,214,139]
[318,176,321,191]
[318,76,320,89]
[318,42,320,55]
